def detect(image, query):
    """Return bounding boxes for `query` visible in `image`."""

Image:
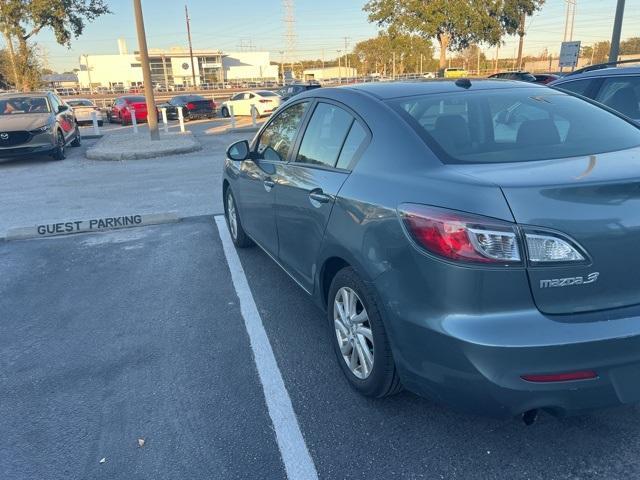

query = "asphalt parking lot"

[3,119,640,480]
[3,216,640,480]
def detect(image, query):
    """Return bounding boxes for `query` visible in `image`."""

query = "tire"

[98,120,104,127]
[221,106,229,118]
[50,130,66,161]
[224,187,253,248]
[70,126,81,147]
[328,267,402,398]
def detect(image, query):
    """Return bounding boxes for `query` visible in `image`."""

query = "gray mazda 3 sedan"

[222,79,640,419]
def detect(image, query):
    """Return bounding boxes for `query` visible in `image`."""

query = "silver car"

[0,91,81,161]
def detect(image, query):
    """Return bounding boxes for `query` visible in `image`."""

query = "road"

[2,217,640,480]
[0,117,256,237]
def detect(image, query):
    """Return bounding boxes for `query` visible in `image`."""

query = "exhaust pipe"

[522,409,539,426]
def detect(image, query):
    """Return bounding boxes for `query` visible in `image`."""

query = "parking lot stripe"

[214,216,319,480]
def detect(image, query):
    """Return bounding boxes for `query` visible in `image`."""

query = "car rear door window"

[595,76,640,119]
[257,102,309,162]
[296,102,354,168]
[336,121,368,170]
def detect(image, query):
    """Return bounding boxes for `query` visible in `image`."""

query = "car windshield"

[0,96,50,115]
[388,88,640,164]
[67,100,94,107]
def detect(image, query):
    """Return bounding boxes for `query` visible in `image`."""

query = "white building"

[223,52,279,81]
[77,40,278,89]
[303,66,358,81]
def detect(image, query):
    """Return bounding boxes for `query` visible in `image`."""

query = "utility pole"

[83,55,93,90]
[0,0,20,91]
[337,50,342,83]
[476,47,481,75]
[609,0,626,63]
[279,50,285,84]
[132,0,159,140]
[343,37,350,79]
[516,11,526,70]
[494,44,499,73]
[185,5,197,87]
[563,0,577,42]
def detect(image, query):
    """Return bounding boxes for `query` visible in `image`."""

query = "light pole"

[609,0,626,63]
[82,55,93,91]
[279,50,285,85]
[132,0,159,140]
[337,50,342,84]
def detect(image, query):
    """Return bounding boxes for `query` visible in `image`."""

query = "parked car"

[108,96,152,125]
[65,98,104,126]
[533,73,560,84]
[439,67,468,78]
[0,91,81,160]
[222,79,640,420]
[219,91,281,117]
[158,94,216,121]
[488,71,537,82]
[550,59,640,123]
[277,83,321,103]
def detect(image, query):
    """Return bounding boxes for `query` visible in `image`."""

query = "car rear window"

[126,96,146,103]
[388,88,640,164]
[67,100,94,107]
[257,91,279,97]
[183,95,205,101]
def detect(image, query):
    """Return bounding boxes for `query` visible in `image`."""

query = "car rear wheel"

[328,267,401,397]
[50,131,66,161]
[70,126,81,147]
[221,106,229,118]
[224,188,253,248]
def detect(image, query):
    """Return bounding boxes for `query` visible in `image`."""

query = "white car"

[66,98,104,126]
[219,90,281,117]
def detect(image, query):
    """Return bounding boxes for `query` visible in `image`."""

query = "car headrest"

[516,119,561,146]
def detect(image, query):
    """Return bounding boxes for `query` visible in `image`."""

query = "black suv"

[550,59,640,123]
[276,82,321,103]
[488,71,536,82]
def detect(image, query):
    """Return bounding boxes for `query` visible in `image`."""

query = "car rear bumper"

[374,269,640,418]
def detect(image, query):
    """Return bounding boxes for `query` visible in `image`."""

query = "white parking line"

[214,216,319,480]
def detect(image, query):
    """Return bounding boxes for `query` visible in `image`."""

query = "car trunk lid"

[454,146,640,315]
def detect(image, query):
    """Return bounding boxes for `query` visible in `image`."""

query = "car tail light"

[259,99,271,103]
[209,100,215,108]
[398,204,521,265]
[186,102,196,110]
[521,370,597,383]
[524,233,585,263]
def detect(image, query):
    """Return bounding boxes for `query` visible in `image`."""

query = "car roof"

[554,65,640,83]
[0,91,50,98]
[343,79,545,100]
[67,98,94,103]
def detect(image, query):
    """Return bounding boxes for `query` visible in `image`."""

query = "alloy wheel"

[333,287,374,379]
[227,192,238,240]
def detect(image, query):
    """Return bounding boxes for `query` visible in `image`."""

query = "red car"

[109,96,153,125]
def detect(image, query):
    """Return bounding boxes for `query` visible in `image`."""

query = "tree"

[0,0,110,90]
[354,33,434,76]
[500,0,545,69]
[364,0,540,69]
[620,37,640,55]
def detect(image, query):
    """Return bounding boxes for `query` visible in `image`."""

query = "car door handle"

[263,179,275,191]
[309,190,331,204]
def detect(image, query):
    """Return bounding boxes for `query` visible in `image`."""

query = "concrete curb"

[4,212,180,241]
[86,132,202,161]
[81,134,104,140]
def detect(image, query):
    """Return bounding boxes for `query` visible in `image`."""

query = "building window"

[131,63,141,68]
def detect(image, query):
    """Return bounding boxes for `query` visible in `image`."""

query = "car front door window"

[257,102,310,162]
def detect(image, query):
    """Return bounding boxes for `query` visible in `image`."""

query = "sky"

[28,0,640,73]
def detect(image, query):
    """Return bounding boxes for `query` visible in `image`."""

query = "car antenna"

[455,78,472,89]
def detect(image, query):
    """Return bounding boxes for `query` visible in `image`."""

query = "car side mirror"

[58,105,69,113]
[227,140,250,161]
